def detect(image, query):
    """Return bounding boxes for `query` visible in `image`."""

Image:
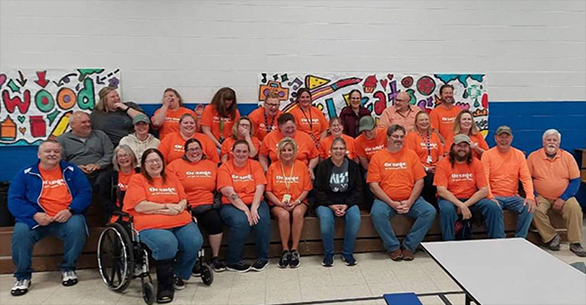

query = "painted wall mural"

[0,69,120,146]
[258,73,489,135]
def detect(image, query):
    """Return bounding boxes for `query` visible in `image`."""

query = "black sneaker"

[289,250,300,268]
[211,257,226,272]
[61,270,78,287]
[173,277,185,290]
[226,261,252,273]
[570,243,586,257]
[322,255,334,267]
[342,255,357,266]
[278,251,291,269]
[11,279,31,296]
[192,260,202,277]
[250,259,268,272]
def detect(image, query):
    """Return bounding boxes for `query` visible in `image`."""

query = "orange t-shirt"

[527,148,580,200]
[116,170,134,206]
[259,130,319,165]
[444,132,489,160]
[167,158,217,207]
[152,107,197,141]
[318,134,356,159]
[430,105,461,140]
[220,136,261,161]
[404,131,444,167]
[287,106,329,144]
[367,148,426,201]
[123,174,191,231]
[481,147,534,200]
[158,131,220,164]
[249,107,282,141]
[434,157,488,199]
[217,159,267,204]
[38,166,72,217]
[355,128,388,161]
[266,160,312,204]
[200,104,240,141]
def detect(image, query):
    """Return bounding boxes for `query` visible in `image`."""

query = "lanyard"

[421,131,432,164]
[219,117,225,143]
[300,107,314,134]
[263,109,275,134]
[280,162,295,192]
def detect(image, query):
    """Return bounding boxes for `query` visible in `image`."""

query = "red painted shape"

[2,89,31,113]
[35,71,49,88]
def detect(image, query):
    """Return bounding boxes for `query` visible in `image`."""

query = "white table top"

[422,238,586,305]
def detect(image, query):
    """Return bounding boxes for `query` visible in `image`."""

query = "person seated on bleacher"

[150,88,197,141]
[338,89,371,138]
[527,129,586,257]
[435,134,505,241]
[249,91,282,141]
[287,88,329,145]
[57,111,114,220]
[118,113,160,166]
[200,87,241,149]
[318,117,357,162]
[8,140,92,296]
[217,140,271,273]
[108,145,140,222]
[354,116,387,171]
[123,148,203,303]
[314,137,363,267]
[481,126,535,238]
[167,138,227,273]
[259,113,319,177]
[379,92,423,131]
[368,125,436,261]
[443,110,489,160]
[220,117,261,163]
[265,137,312,269]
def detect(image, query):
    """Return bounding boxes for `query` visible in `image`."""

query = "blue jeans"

[370,197,436,252]
[495,196,533,238]
[12,214,87,280]
[140,222,202,280]
[316,205,361,257]
[438,198,505,241]
[220,202,271,264]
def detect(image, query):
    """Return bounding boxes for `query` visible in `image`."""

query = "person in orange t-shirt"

[168,138,227,271]
[151,88,197,141]
[430,84,461,142]
[123,148,202,303]
[527,129,585,256]
[379,92,423,131]
[481,126,535,238]
[434,134,504,241]
[265,138,312,268]
[368,125,436,261]
[259,113,319,178]
[319,117,357,161]
[249,91,282,141]
[220,117,260,163]
[405,111,444,207]
[287,88,328,145]
[158,114,219,164]
[108,145,139,223]
[354,116,387,171]
[217,140,271,272]
[200,87,241,149]
[443,110,488,159]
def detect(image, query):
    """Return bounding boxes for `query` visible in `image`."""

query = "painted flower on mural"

[108,77,120,89]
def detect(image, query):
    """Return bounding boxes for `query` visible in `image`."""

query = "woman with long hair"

[443,110,489,159]
[200,87,240,149]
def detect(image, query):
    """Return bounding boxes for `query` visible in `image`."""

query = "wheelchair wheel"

[142,281,155,305]
[97,222,134,292]
[201,263,214,286]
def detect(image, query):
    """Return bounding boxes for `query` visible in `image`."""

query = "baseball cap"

[358,116,376,132]
[495,125,513,136]
[453,134,471,145]
[132,113,150,125]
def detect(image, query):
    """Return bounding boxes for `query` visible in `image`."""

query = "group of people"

[7,84,585,304]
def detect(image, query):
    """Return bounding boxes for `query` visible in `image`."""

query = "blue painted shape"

[324,98,337,118]
[435,74,484,87]
[383,292,422,305]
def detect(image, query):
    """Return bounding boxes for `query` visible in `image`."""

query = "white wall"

[1,0,584,104]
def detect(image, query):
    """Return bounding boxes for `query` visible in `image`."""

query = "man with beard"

[249,91,282,141]
[368,125,436,261]
[430,84,461,142]
[8,140,92,296]
[434,134,504,241]
[527,129,585,257]
[481,126,536,238]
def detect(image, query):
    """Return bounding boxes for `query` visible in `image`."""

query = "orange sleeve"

[411,152,426,181]
[151,109,162,129]
[169,174,187,200]
[265,164,275,192]
[200,105,213,127]
[433,160,448,187]
[300,163,313,191]
[526,152,536,176]
[354,138,365,158]
[260,134,271,156]
[307,135,320,159]
[404,132,417,152]
[366,153,382,183]
[567,152,581,179]
[216,164,233,191]
[518,151,535,200]
[318,139,328,159]
[437,134,445,156]
[379,108,391,129]
[474,160,488,189]
[252,137,261,154]
[430,109,440,130]
[220,140,231,158]
[478,135,489,151]
[235,109,241,121]
[157,137,171,164]
[252,161,268,185]
[480,151,494,198]
[203,137,220,162]
[123,175,148,212]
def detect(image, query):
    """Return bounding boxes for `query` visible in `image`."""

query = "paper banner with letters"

[0,69,120,146]
[258,73,489,135]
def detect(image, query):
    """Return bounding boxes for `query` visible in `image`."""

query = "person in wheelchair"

[167,138,226,272]
[8,140,92,296]
[123,148,203,303]
[218,140,271,272]
[107,145,140,223]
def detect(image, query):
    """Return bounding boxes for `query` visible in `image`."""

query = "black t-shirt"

[329,158,349,193]
[90,102,144,147]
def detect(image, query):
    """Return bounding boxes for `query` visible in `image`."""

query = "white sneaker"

[11,279,31,296]
[61,270,78,286]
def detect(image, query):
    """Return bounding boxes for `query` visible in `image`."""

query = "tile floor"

[1,241,585,305]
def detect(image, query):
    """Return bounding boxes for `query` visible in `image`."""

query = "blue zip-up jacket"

[8,160,92,229]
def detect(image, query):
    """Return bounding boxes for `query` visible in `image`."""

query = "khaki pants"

[532,196,583,243]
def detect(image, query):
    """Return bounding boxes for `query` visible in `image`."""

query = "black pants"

[421,171,438,209]
[87,168,115,223]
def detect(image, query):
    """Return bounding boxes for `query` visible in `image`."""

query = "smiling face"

[349,91,362,109]
[232,143,249,164]
[387,130,405,151]
[264,97,280,117]
[440,87,454,105]
[144,152,163,177]
[543,134,560,155]
[179,116,196,137]
[38,142,61,169]
[395,92,410,112]
[70,112,92,138]
[330,140,347,161]
[495,133,513,151]
[116,149,133,169]
[164,90,180,110]
[134,121,149,137]
[453,142,471,161]
[106,90,121,111]
[185,141,203,162]
[279,143,295,163]
[279,120,297,137]
[459,113,473,133]
[415,112,431,131]
[329,119,343,137]
[298,91,312,109]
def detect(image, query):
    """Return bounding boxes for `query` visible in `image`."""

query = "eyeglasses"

[145,159,162,164]
[186,148,201,152]
[265,103,279,108]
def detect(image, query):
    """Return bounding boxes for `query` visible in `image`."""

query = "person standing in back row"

[430,84,461,143]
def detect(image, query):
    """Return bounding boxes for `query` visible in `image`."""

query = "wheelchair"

[97,211,213,305]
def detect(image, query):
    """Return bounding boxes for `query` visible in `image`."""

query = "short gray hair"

[542,129,561,143]
[112,144,138,171]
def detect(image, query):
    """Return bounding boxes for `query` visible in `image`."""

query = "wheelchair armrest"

[113,210,133,222]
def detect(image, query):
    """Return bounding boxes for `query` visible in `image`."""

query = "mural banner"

[258,73,489,135]
[0,69,120,146]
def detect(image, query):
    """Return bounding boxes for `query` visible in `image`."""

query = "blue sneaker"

[322,255,334,267]
[342,255,357,266]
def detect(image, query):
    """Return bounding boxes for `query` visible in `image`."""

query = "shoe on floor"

[61,270,78,286]
[173,277,185,290]
[547,234,561,251]
[278,250,291,269]
[226,261,252,273]
[211,257,226,272]
[390,249,403,261]
[322,255,334,267]
[342,255,357,266]
[192,260,202,277]
[251,259,269,272]
[11,279,31,296]
[402,249,415,261]
[570,243,586,257]
[289,250,300,268]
